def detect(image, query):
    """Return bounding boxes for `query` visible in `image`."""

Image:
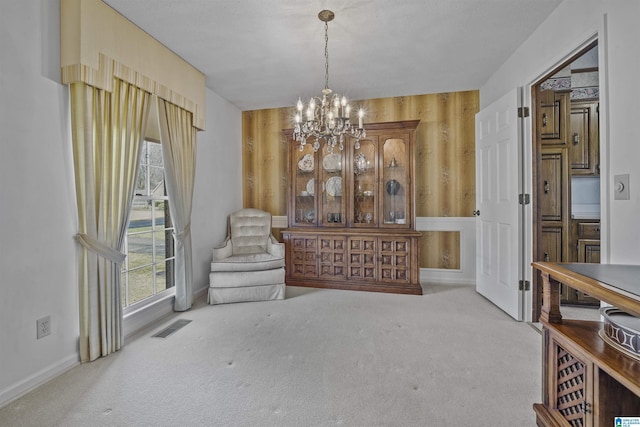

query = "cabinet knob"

[473,210,481,217]
[542,112,548,128]
[544,252,550,262]
[573,132,580,145]
[544,180,550,194]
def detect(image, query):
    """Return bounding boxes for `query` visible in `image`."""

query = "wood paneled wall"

[243,90,478,269]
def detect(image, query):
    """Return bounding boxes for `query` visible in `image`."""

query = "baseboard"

[194,284,209,300]
[0,353,79,409]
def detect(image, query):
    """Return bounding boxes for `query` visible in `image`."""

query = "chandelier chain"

[324,21,329,90]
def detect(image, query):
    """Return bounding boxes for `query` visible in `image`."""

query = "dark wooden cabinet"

[538,148,569,267]
[540,148,569,223]
[282,121,422,295]
[570,101,599,175]
[540,226,564,264]
[539,90,570,146]
[532,263,640,427]
[563,220,600,305]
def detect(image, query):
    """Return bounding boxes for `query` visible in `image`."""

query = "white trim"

[416,217,476,285]
[0,354,79,408]
[123,292,175,339]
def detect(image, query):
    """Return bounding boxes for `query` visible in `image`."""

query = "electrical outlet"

[37,316,51,339]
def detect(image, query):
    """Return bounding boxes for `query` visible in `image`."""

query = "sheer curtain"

[157,98,197,312]
[70,80,151,362]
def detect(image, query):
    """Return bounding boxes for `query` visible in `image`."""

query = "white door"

[475,88,524,320]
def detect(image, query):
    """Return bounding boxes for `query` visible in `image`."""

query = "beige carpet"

[0,285,542,426]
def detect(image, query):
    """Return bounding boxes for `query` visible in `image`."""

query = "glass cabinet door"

[381,138,409,227]
[292,144,317,225]
[352,138,378,227]
[319,145,345,226]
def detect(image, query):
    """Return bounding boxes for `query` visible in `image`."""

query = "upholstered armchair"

[208,208,285,304]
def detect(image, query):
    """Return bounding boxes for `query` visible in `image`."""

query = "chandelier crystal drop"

[294,10,366,153]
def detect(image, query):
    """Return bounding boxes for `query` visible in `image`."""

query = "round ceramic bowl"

[599,306,640,360]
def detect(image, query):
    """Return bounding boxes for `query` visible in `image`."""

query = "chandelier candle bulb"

[359,109,364,128]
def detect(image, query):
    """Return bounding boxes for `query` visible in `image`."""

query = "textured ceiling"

[103,0,562,111]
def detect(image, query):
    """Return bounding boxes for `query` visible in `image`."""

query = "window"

[121,140,175,309]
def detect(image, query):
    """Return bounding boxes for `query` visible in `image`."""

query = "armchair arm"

[267,235,284,259]
[212,237,233,260]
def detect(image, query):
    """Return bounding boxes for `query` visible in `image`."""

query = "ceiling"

[104,0,563,111]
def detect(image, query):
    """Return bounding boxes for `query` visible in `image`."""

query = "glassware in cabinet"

[352,138,378,226]
[319,145,345,226]
[292,143,316,225]
[382,138,409,226]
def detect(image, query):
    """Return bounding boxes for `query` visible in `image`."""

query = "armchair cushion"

[230,209,272,255]
[210,252,285,272]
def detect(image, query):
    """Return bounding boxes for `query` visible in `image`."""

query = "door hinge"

[517,107,530,118]
[519,194,530,205]
[519,280,530,291]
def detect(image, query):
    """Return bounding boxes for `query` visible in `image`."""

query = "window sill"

[123,289,175,339]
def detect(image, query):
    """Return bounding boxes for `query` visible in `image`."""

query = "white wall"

[0,0,79,404]
[191,89,243,293]
[0,1,242,407]
[480,0,640,265]
[602,1,640,263]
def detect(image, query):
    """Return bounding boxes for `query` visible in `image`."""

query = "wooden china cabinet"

[282,120,422,295]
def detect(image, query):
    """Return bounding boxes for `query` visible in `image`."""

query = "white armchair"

[208,208,285,304]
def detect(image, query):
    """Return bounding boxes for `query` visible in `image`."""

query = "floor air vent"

[152,319,192,338]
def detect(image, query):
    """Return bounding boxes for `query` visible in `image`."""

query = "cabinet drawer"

[578,222,600,239]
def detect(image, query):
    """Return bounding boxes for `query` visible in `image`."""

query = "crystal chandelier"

[294,10,366,153]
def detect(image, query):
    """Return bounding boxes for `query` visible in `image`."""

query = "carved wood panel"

[379,237,410,283]
[289,235,318,278]
[319,236,346,279]
[347,236,377,280]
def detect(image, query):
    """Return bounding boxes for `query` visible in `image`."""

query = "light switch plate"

[614,174,630,200]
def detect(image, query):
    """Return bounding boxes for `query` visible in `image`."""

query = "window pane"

[154,230,167,258]
[156,262,167,293]
[148,165,165,196]
[127,232,153,270]
[126,265,155,305]
[147,141,163,166]
[122,140,174,309]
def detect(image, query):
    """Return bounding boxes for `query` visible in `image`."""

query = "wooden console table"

[532,262,640,426]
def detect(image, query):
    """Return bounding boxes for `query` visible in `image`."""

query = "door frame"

[528,34,608,321]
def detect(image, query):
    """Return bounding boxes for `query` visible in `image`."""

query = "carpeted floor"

[0,285,543,426]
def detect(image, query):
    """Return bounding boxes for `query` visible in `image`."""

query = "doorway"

[532,41,601,320]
